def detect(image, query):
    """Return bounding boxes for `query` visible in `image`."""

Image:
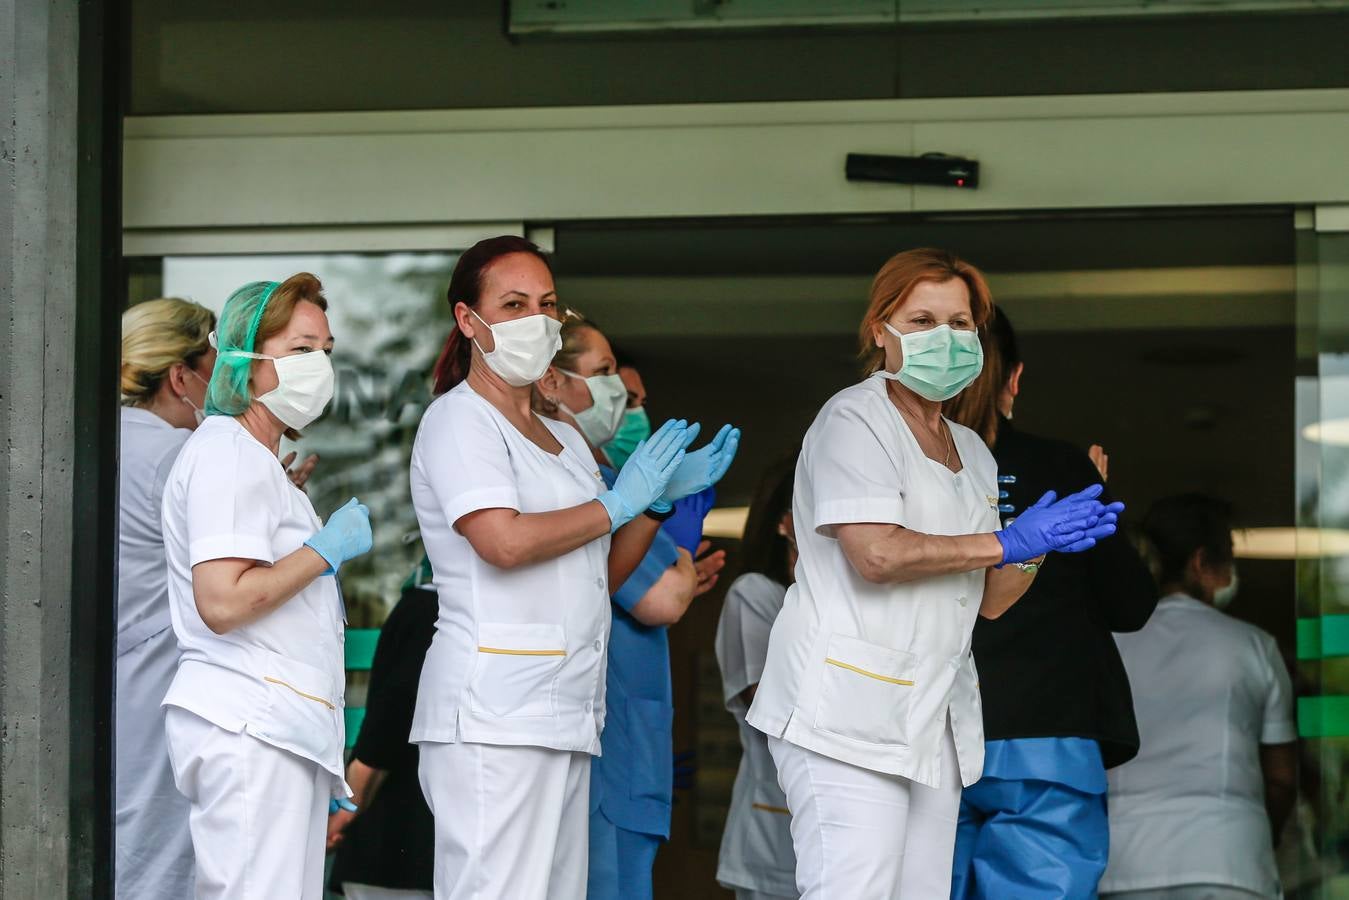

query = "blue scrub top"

[591,468,700,838]
[979,737,1107,794]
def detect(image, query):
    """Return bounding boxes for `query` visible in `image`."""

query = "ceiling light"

[1301,419,1349,446]
[703,506,750,540]
[1233,527,1349,560]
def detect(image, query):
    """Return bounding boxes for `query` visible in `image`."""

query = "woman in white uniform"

[117,298,216,899]
[745,248,1123,899]
[716,454,800,900]
[411,237,703,900]
[161,273,374,899]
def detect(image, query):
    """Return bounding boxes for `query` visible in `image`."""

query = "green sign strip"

[1299,696,1349,738]
[1297,615,1349,660]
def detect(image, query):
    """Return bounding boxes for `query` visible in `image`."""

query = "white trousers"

[418,741,590,900]
[769,724,962,900]
[164,707,329,900]
[116,628,194,900]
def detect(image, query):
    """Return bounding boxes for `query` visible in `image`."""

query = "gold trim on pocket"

[263,676,336,710]
[477,646,567,657]
[824,657,915,686]
[752,802,791,815]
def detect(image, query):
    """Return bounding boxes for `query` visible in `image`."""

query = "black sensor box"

[845,153,979,189]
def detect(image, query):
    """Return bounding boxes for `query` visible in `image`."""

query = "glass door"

[1293,205,1349,897]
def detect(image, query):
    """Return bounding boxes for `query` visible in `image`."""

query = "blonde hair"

[120,298,216,406]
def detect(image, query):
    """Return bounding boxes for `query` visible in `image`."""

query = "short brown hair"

[858,248,993,376]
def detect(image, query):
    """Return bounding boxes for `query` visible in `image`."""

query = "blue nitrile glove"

[597,419,695,533]
[654,424,741,512]
[663,488,716,555]
[304,498,373,575]
[329,797,358,815]
[995,484,1124,565]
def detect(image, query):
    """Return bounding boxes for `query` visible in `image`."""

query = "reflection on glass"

[1293,230,1349,897]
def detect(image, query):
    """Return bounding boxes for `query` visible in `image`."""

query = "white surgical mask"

[472,311,563,388]
[1214,566,1239,609]
[181,369,209,427]
[558,370,627,446]
[220,346,335,430]
[878,323,984,402]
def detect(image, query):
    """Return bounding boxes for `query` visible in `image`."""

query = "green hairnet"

[205,280,281,416]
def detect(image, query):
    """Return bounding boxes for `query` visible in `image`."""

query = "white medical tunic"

[116,406,194,900]
[746,374,998,788]
[160,415,347,789]
[715,573,796,898]
[1102,593,1297,897]
[409,381,611,753]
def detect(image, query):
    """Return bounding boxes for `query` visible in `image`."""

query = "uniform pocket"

[470,623,567,719]
[813,633,916,746]
[249,650,344,771]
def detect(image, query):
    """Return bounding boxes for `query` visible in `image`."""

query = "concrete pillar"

[1,0,118,895]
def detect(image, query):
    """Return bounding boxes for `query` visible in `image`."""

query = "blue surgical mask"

[603,407,651,469]
[878,323,984,402]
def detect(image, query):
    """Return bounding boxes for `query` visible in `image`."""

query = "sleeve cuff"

[814,498,906,536]
[190,534,275,567]
[444,486,520,530]
[1261,720,1298,744]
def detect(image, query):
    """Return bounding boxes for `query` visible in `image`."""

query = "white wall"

[123,89,1349,252]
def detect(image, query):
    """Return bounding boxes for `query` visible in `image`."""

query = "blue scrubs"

[587,474,711,900]
[951,738,1109,900]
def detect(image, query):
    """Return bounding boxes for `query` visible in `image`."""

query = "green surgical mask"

[879,323,984,402]
[603,407,651,469]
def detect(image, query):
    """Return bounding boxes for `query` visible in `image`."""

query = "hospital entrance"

[124,204,1349,896]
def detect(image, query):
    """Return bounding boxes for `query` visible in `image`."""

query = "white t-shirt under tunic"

[747,374,999,788]
[161,415,348,789]
[409,381,611,754]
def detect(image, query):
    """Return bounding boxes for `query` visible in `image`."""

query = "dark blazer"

[974,418,1158,769]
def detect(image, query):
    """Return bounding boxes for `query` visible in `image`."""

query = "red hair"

[432,236,554,396]
[857,248,993,375]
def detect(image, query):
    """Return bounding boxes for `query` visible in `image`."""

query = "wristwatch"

[644,505,676,522]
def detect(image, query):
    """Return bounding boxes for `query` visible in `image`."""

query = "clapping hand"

[996,484,1123,565]
[655,424,741,511]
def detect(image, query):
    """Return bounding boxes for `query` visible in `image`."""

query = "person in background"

[943,307,1158,899]
[1100,495,1297,900]
[747,248,1122,899]
[160,274,373,899]
[715,453,801,900]
[327,558,438,900]
[608,350,719,556]
[117,298,217,899]
[532,316,739,900]
[412,237,721,900]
